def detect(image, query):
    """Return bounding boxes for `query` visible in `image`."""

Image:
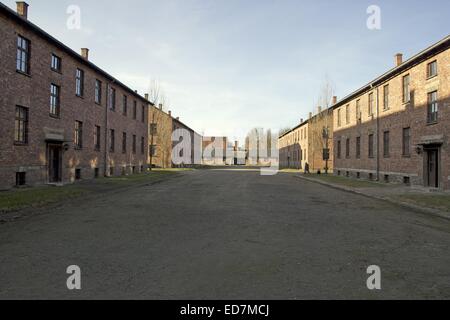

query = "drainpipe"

[375,84,380,181]
[104,83,109,177]
[104,80,115,177]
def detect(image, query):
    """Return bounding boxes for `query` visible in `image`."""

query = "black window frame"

[75,68,85,97]
[95,79,102,105]
[50,83,60,117]
[16,35,30,74]
[133,101,137,119]
[51,53,61,72]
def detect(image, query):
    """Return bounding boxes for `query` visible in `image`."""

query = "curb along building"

[0,2,151,189]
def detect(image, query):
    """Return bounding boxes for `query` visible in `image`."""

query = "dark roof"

[279,119,309,139]
[333,34,450,109]
[0,2,153,105]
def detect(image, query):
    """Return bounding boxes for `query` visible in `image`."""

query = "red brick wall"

[0,11,148,189]
[333,45,450,189]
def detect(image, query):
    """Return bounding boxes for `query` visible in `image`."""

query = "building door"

[426,148,439,188]
[48,144,62,183]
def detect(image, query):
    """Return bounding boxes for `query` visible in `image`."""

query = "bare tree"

[278,127,292,137]
[310,77,335,174]
[148,79,172,170]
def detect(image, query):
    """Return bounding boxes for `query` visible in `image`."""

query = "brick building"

[148,104,173,169]
[148,104,202,168]
[279,102,335,173]
[279,120,308,170]
[0,2,150,189]
[307,105,334,173]
[172,116,202,168]
[333,35,450,189]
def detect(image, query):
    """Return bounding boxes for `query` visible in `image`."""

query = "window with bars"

[50,84,60,117]
[427,60,437,78]
[51,54,61,72]
[74,121,83,149]
[14,106,28,144]
[75,69,84,97]
[403,74,410,103]
[95,80,102,104]
[16,36,30,74]
[427,91,438,124]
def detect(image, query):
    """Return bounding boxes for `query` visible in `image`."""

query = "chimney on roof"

[300,118,304,123]
[332,96,338,105]
[309,112,313,119]
[176,117,180,121]
[81,48,89,60]
[168,111,172,117]
[395,53,403,67]
[317,106,322,114]
[144,93,149,100]
[16,2,28,19]
[159,104,163,110]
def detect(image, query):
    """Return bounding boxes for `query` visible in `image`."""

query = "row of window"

[14,105,146,154]
[16,36,146,122]
[337,127,411,160]
[337,61,439,127]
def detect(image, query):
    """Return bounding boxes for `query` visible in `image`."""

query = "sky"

[4,0,449,145]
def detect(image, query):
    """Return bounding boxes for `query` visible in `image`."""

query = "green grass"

[396,194,450,212]
[0,185,86,213]
[0,170,180,214]
[97,171,178,184]
[306,174,388,188]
